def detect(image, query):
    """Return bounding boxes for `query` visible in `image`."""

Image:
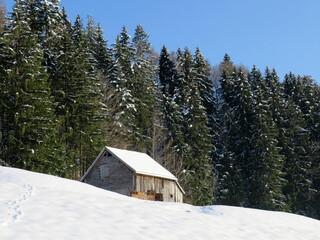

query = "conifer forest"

[0,0,320,219]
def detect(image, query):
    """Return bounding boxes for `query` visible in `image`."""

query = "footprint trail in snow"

[0,184,33,226]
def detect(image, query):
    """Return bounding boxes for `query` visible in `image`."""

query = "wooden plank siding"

[83,155,135,196]
[135,174,183,202]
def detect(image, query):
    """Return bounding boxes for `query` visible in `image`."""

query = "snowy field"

[1,166,320,240]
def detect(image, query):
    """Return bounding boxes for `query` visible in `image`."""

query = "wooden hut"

[80,146,184,202]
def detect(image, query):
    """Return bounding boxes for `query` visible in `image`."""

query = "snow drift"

[1,166,320,240]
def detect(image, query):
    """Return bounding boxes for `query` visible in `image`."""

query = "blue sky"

[4,0,320,82]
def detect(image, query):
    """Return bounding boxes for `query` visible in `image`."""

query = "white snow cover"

[106,146,177,180]
[1,166,320,240]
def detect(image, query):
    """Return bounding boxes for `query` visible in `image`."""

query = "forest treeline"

[0,0,319,219]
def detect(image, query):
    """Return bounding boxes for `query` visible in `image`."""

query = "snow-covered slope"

[1,166,319,240]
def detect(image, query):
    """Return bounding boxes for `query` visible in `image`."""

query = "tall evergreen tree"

[49,14,106,178]
[193,47,215,119]
[176,47,213,205]
[158,45,185,179]
[247,67,286,210]
[113,26,134,81]
[69,15,106,177]
[281,99,313,215]
[86,20,130,149]
[310,84,320,219]
[158,45,183,145]
[112,26,137,148]
[229,68,255,206]
[131,25,158,151]
[264,68,286,129]
[86,18,112,74]
[24,0,65,80]
[0,1,62,174]
[214,55,243,205]
[282,73,315,216]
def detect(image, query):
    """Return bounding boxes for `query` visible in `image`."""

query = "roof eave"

[135,171,177,181]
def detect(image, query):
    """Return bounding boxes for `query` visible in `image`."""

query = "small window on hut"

[100,164,109,179]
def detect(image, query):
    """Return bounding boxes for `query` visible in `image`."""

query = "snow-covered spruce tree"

[24,0,66,82]
[287,76,320,219]
[247,67,286,211]
[86,18,111,74]
[176,47,214,205]
[283,73,315,120]
[114,26,135,79]
[111,26,137,148]
[193,46,219,187]
[65,15,106,178]
[0,2,63,174]
[130,25,158,152]
[264,68,286,130]
[229,68,255,206]
[214,55,243,206]
[281,100,313,216]
[159,46,182,99]
[193,47,215,123]
[158,45,183,147]
[13,0,72,174]
[310,84,320,219]
[44,11,81,177]
[158,45,185,179]
[48,14,106,178]
[86,20,132,149]
[281,73,315,216]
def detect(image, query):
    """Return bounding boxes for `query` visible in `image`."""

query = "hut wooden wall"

[135,174,183,203]
[84,155,134,196]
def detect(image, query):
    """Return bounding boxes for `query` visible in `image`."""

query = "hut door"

[155,193,163,201]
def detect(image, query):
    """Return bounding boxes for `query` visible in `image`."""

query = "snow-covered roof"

[81,146,177,181]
